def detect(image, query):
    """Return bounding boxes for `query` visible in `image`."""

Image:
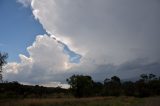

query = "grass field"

[0,96,160,106]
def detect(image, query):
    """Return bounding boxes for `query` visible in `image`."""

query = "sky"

[0,0,46,62]
[1,0,160,88]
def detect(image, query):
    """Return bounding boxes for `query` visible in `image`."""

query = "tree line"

[0,81,69,98]
[67,74,160,98]
[0,73,159,98]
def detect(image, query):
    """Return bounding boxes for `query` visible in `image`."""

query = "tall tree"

[67,75,93,97]
[104,76,121,96]
[0,52,8,82]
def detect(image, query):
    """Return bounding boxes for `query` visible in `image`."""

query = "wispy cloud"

[17,0,31,7]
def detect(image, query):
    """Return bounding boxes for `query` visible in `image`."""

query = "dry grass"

[0,96,159,106]
[142,96,160,106]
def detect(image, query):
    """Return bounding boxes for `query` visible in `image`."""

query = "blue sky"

[0,0,46,62]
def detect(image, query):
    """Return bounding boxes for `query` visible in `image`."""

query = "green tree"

[122,81,135,96]
[66,75,93,97]
[111,76,121,83]
[92,82,103,96]
[148,74,156,80]
[134,79,150,97]
[104,76,121,96]
[0,52,8,83]
[140,74,148,82]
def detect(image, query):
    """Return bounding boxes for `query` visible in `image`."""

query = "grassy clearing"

[0,96,159,106]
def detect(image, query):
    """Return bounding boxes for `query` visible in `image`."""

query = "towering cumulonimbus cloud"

[4,0,160,87]
[31,0,160,65]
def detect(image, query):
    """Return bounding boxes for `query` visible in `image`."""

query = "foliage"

[66,75,94,97]
[67,74,160,98]
[0,81,69,99]
[0,52,8,82]
[0,73,160,99]
[104,76,121,96]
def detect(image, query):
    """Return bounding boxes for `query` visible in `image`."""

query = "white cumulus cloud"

[4,35,72,87]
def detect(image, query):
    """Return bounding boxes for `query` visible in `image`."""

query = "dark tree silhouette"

[92,82,103,96]
[111,76,121,83]
[0,73,160,98]
[0,52,8,82]
[148,74,156,80]
[66,75,93,97]
[140,74,149,82]
[122,81,135,96]
[104,76,121,96]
